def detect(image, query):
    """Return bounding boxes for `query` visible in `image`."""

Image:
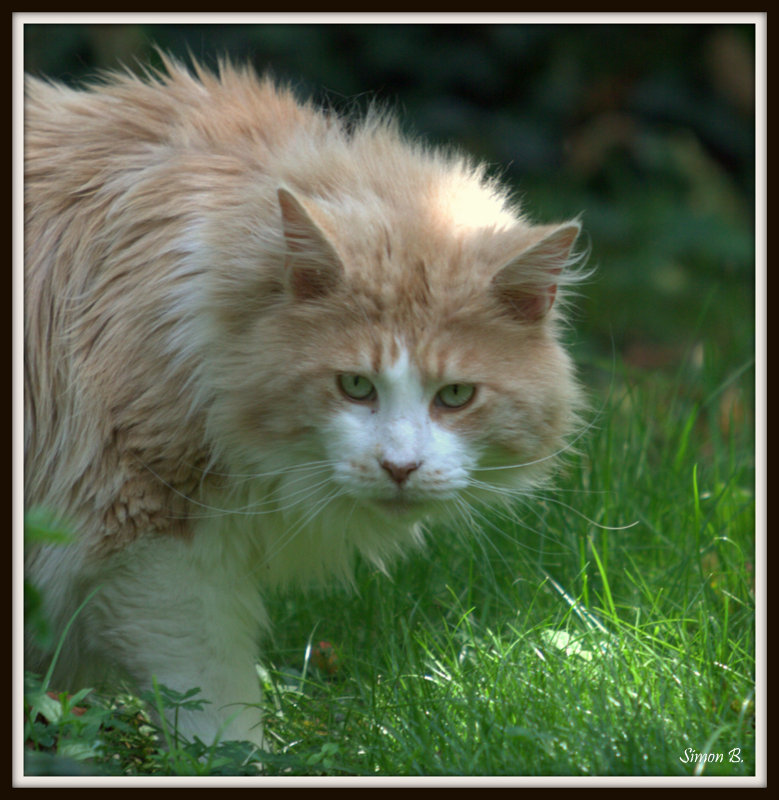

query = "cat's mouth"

[370,495,419,516]
[367,489,446,518]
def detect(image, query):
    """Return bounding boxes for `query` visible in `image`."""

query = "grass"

[22,336,756,780]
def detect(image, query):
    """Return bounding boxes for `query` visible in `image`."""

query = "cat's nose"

[380,459,420,486]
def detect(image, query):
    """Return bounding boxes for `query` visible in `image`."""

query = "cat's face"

[203,193,581,529]
[320,328,576,519]
[210,317,577,545]
[199,186,583,564]
[325,344,479,512]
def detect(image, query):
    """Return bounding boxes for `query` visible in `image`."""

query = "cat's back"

[25,59,321,158]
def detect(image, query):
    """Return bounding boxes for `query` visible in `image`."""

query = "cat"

[24,55,586,748]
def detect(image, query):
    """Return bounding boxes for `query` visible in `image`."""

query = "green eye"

[435,383,475,409]
[338,374,376,401]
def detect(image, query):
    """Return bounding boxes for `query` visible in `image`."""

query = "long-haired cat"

[24,56,586,747]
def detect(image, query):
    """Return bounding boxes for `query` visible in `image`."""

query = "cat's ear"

[278,188,344,301]
[491,221,581,322]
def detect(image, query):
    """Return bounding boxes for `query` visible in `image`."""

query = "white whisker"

[256,486,348,570]
[513,489,638,532]
[471,396,608,475]
[177,457,339,482]
[462,472,637,534]
[137,456,337,518]
[458,491,568,556]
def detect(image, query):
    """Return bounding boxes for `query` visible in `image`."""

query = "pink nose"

[380,460,420,486]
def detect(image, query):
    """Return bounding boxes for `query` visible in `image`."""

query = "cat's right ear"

[278,188,345,301]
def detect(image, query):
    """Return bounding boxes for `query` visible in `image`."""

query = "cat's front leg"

[145,653,266,750]
[86,531,269,749]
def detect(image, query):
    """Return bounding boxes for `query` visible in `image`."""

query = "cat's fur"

[24,57,585,747]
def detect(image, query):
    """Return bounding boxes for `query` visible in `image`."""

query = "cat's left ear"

[491,221,581,322]
[278,188,345,301]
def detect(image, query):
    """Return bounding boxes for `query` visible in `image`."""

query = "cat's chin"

[365,493,442,520]
[370,497,417,517]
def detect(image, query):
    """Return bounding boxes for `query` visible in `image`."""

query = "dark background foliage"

[23,20,756,387]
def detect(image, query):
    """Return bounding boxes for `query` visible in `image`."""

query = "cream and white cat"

[24,57,585,747]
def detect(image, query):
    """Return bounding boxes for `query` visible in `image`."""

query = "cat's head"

[200,184,585,553]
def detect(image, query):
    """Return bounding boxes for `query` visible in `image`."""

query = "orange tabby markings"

[24,55,587,748]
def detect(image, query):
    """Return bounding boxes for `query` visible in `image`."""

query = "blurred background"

[23,20,756,408]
